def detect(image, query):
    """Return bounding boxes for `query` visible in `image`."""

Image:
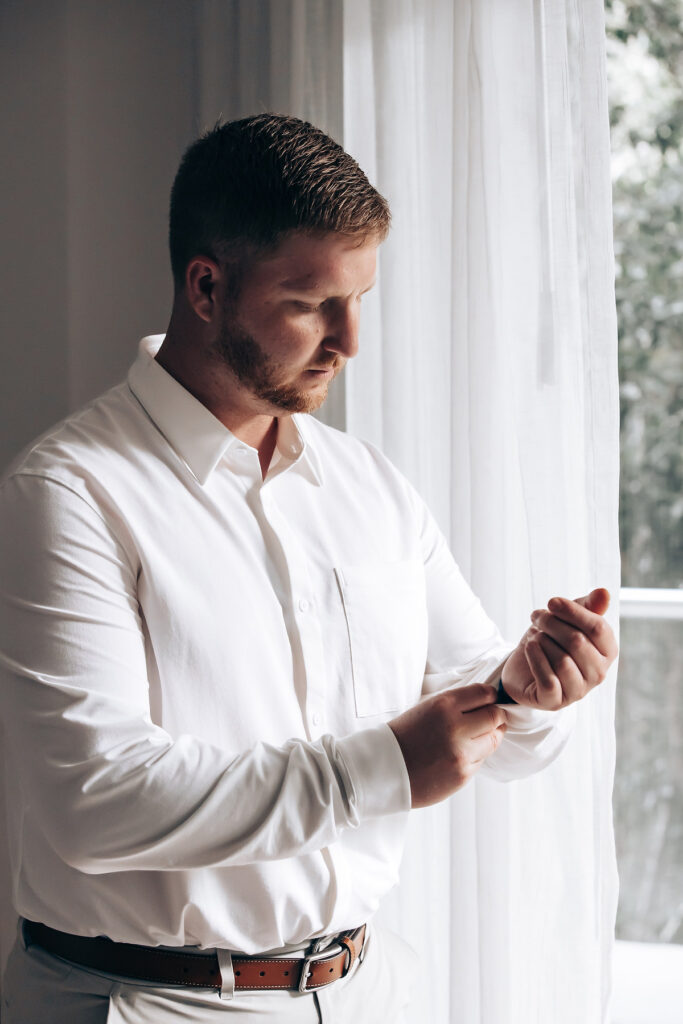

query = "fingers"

[459,702,508,768]
[525,628,586,705]
[538,595,617,660]
[524,584,618,705]
[388,684,508,809]
[524,633,565,707]
[449,682,499,713]
[461,702,508,738]
[529,611,607,687]
[468,723,508,764]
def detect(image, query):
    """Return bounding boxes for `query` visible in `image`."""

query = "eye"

[293,301,321,314]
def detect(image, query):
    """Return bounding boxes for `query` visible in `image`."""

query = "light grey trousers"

[1,921,416,1023]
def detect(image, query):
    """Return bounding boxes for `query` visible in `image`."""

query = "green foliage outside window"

[607,0,683,946]
[606,0,683,588]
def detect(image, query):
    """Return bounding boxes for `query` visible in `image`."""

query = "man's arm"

[0,473,409,873]
[387,589,617,810]
[392,476,617,796]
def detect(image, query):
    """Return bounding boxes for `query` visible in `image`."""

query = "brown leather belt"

[24,919,366,993]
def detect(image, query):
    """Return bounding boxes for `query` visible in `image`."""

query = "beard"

[214,315,342,414]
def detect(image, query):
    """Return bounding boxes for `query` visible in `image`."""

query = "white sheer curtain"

[341,2,620,1022]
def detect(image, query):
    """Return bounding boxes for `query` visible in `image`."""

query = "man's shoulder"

[299,414,416,501]
[2,380,143,493]
[300,414,394,470]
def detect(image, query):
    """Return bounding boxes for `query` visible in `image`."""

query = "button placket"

[258,485,327,740]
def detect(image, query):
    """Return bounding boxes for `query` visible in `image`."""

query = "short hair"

[169,113,391,291]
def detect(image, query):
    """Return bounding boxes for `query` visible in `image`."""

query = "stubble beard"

[215,316,342,414]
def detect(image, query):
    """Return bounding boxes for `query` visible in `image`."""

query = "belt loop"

[216,948,235,1000]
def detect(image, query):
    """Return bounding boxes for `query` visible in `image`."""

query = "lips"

[307,360,340,372]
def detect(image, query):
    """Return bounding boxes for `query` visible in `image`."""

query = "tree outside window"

[606,0,683,946]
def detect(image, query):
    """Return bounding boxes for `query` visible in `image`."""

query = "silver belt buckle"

[298,937,342,993]
[297,946,332,992]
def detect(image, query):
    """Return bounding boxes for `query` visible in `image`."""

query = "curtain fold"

[341,2,620,1022]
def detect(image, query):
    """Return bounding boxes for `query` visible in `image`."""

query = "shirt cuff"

[334,724,412,821]
[501,702,574,733]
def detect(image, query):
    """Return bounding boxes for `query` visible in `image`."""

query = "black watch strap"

[496,679,518,705]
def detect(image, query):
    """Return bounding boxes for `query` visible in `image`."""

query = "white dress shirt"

[0,336,573,954]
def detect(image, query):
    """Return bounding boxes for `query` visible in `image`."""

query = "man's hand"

[501,587,618,710]
[388,684,508,809]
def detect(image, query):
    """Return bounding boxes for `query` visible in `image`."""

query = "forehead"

[245,232,378,292]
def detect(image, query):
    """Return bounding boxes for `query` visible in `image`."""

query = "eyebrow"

[279,278,377,293]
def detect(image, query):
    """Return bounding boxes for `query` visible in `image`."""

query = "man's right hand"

[388,684,508,809]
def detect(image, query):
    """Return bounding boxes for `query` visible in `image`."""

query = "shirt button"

[312,712,322,727]
[298,598,310,613]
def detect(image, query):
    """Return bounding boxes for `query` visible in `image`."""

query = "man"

[0,114,617,1022]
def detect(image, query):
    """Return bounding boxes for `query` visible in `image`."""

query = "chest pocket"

[334,559,428,718]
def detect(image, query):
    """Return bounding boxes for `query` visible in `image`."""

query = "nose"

[321,301,360,360]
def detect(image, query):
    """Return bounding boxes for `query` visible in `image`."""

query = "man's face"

[214,232,378,414]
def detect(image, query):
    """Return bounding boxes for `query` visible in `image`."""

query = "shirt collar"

[127,336,324,487]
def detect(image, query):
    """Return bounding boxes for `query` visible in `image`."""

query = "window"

[606,2,683,1020]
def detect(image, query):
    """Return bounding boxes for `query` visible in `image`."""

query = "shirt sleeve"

[0,473,405,876]
[413,484,575,781]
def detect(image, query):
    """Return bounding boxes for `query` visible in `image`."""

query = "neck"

[156,318,279,476]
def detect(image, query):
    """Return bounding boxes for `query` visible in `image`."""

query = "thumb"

[575,587,610,616]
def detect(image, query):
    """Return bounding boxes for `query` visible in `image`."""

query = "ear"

[184,256,222,323]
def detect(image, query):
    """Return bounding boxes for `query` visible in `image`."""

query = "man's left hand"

[500,587,618,710]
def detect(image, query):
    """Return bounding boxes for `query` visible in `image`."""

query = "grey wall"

[2,1,72,468]
[1,0,200,472]
[1,1,344,474]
